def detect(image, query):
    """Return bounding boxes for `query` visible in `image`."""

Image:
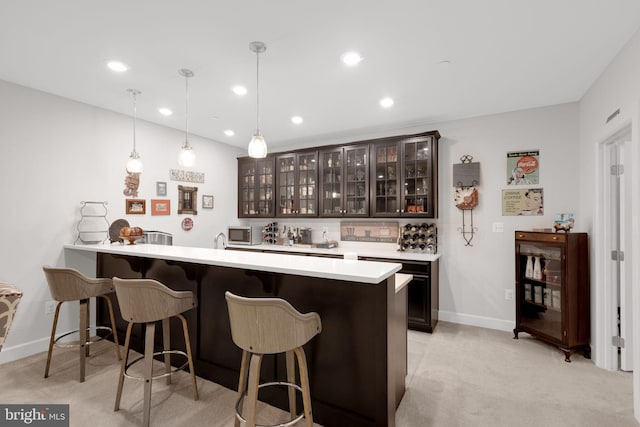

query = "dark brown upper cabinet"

[370,132,438,218]
[319,144,369,217]
[238,156,275,218]
[275,150,318,217]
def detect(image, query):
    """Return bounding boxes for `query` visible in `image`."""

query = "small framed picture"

[156,181,167,196]
[151,199,171,215]
[202,195,214,209]
[125,199,146,215]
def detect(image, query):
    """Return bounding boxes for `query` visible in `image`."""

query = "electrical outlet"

[45,300,57,315]
[504,289,514,300]
[492,222,504,233]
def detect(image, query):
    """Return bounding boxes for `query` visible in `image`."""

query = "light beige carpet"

[0,321,636,426]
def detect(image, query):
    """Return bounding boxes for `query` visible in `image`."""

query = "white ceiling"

[1,1,640,152]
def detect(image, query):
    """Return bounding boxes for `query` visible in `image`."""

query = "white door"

[606,129,633,371]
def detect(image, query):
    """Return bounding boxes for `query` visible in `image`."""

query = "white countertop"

[395,273,413,293]
[226,243,441,262]
[64,243,401,284]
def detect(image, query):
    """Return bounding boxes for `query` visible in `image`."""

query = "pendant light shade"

[126,89,143,173]
[178,68,196,167]
[248,41,267,158]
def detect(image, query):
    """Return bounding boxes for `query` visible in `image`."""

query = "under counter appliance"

[228,226,262,245]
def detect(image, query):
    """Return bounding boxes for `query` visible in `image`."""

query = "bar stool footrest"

[124,350,190,381]
[235,381,305,427]
[53,326,114,348]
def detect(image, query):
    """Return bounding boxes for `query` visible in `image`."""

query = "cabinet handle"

[518,234,524,238]
[552,236,558,240]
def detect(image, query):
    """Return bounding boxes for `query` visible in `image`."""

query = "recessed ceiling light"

[379,97,394,108]
[232,86,247,96]
[341,51,363,66]
[291,116,303,125]
[438,60,451,65]
[224,130,235,137]
[158,108,173,116]
[107,60,128,72]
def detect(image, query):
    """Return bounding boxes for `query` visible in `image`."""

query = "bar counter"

[64,244,405,427]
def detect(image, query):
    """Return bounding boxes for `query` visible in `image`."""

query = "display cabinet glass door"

[344,145,368,216]
[402,137,433,216]
[517,242,563,341]
[371,141,400,216]
[297,152,317,216]
[320,148,343,216]
[238,157,274,217]
[276,152,317,217]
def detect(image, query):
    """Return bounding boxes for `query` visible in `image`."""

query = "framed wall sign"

[202,195,214,209]
[156,181,167,196]
[151,199,171,215]
[125,199,146,215]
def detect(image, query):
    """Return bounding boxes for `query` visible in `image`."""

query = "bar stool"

[225,291,322,427]
[112,278,198,427]
[0,282,23,352]
[42,266,121,382]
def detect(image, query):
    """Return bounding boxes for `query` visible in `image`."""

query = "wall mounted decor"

[502,188,544,216]
[156,181,167,196]
[507,150,539,185]
[170,169,204,183]
[202,195,214,209]
[123,171,140,197]
[178,185,198,215]
[75,201,109,244]
[151,199,171,215]
[453,155,480,246]
[181,217,194,231]
[125,199,146,215]
[340,221,398,243]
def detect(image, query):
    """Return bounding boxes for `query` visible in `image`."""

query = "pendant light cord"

[132,91,138,154]
[185,74,189,147]
[256,49,260,134]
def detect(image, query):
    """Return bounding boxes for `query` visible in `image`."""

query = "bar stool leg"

[143,322,156,427]
[101,295,122,360]
[79,299,88,383]
[115,322,134,411]
[235,350,249,427]
[294,347,313,427]
[44,302,63,378]
[178,313,199,400]
[245,353,263,427]
[286,350,297,419]
[162,318,171,385]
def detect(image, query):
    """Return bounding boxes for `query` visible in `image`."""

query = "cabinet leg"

[513,329,519,339]
[563,350,572,363]
[583,346,592,359]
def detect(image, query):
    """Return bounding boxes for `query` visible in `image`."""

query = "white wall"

[0,80,242,363]
[578,27,640,418]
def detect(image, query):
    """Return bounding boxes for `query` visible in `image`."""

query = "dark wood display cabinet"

[513,231,590,362]
[319,144,369,217]
[370,132,439,218]
[238,156,275,218]
[275,150,318,217]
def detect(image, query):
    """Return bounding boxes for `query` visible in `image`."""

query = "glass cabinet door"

[517,241,563,341]
[320,148,343,216]
[344,145,368,216]
[238,157,274,217]
[277,154,296,215]
[297,151,317,216]
[371,141,400,216]
[402,137,433,216]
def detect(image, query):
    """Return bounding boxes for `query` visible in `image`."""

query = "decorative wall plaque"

[170,169,204,183]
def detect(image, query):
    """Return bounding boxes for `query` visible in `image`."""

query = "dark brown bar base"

[96,253,405,427]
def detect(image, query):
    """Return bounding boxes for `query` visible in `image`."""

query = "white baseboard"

[0,337,50,364]
[438,310,514,332]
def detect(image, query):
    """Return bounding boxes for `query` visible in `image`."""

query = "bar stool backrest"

[42,266,113,302]
[113,278,197,323]
[225,291,322,354]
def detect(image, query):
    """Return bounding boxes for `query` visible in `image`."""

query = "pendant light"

[248,41,268,158]
[178,68,196,167]
[125,89,143,173]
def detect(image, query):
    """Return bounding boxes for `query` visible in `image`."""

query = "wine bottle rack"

[399,223,437,253]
